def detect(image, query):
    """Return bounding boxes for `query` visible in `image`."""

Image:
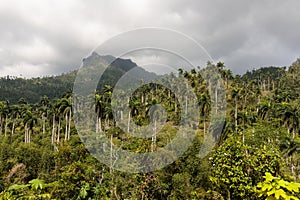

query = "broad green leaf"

[274,189,286,199]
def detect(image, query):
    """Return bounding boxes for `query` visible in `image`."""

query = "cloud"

[0,0,300,77]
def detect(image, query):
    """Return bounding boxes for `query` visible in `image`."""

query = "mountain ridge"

[0,53,158,104]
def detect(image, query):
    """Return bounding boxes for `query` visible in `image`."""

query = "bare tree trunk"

[235,98,238,133]
[65,114,68,141]
[28,129,31,143]
[151,119,157,152]
[203,112,206,137]
[185,96,188,115]
[127,111,131,133]
[96,110,99,133]
[292,128,295,139]
[4,115,8,137]
[52,114,55,144]
[57,118,61,143]
[42,113,46,134]
[12,119,15,135]
[110,134,113,173]
[24,123,28,143]
[68,110,71,140]
[0,116,2,134]
[215,88,218,113]
[98,117,102,133]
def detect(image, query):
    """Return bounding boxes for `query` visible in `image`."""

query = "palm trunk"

[185,96,188,115]
[65,114,68,141]
[52,114,56,144]
[96,110,99,133]
[28,129,31,143]
[203,112,206,137]
[127,111,131,133]
[292,128,295,139]
[151,119,157,152]
[42,113,46,134]
[98,117,102,133]
[68,110,71,140]
[24,123,28,143]
[12,118,16,135]
[235,98,238,133]
[0,116,2,133]
[4,115,8,137]
[110,134,113,172]
[57,118,61,143]
[215,88,218,114]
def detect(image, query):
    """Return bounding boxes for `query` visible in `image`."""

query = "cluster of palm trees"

[0,63,299,179]
[0,95,72,145]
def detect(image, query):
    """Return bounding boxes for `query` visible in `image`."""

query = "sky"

[1,0,300,78]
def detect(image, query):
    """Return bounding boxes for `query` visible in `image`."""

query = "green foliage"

[1,179,52,200]
[1,58,300,199]
[209,137,282,199]
[256,172,300,200]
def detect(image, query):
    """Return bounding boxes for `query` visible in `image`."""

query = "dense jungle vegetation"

[0,58,300,199]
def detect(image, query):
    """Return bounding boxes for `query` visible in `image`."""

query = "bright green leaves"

[3,179,51,200]
[256,172,300,200]
[28,179,45,190]
[265,172,275,182]
[209,138,282,199]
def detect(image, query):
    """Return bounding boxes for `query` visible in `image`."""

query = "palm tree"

[198,93,210,136]
[230,87,242,133]
[53,99,62,143]
[39,96,50,134]
[276,103,299,139]
[10,104,21,135]
[0,101,5,134]
[50,103,57,145]
[22,107,37,143]
[1,100,10,137]
[102,85,113,131]
[95,93,104,134]
[57,97,72,141]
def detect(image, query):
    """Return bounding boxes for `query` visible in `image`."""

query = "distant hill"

[0,72,76,104]
[242,66,286,81]
[0,53,158,104]
[82,52,158,92]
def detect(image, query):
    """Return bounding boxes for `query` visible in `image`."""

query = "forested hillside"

[0,72,76,104]
[0,58,300,199]
[0,53,157,104]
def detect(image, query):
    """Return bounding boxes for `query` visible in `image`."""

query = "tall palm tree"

[198,93,210,136]
[53,99,62,143]
[0,101,5,134]
[50,103,57,145]
[10,104,21,135]
[39,96,50,134]
[22,107,37,143]
[1,100,10,137]
[95,93,104,134]
[276,103,299,139]
[102,85,113,131]
[230,87,242,133]
[57,97,72,141]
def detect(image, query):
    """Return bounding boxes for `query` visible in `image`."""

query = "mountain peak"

[83,52,137,72]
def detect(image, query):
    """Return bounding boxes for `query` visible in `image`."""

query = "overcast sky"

[1,0,300,78]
